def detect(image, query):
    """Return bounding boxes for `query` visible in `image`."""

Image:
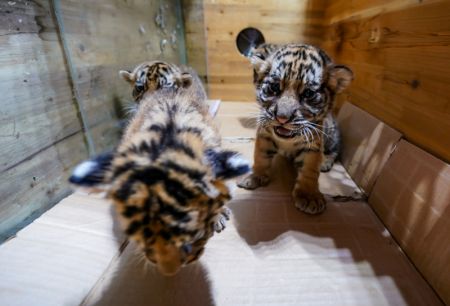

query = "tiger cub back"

[70,63,250,276]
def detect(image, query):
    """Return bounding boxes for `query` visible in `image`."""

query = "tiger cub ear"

[250,52,271,85]
[69,152,114,191]
[180,72,193,88]
[250,54,270,75]
[327,65,353,93]
[119,70,135,83]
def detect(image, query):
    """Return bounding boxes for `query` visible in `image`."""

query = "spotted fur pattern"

[71,63,250,276]
[238,44,353,214]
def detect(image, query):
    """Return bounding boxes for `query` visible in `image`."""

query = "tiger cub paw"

[320,154,336,172]
[213,207,232,233]
[237,174,270,190]
[293,189,326,215]
[320,159,334,172]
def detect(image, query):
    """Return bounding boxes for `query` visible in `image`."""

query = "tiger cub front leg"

[238,135,276,190]
[293,150,326,214]
[213,206,231,233]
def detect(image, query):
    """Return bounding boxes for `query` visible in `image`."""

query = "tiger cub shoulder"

[70,62,250,276]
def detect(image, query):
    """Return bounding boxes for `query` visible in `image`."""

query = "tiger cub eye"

[302,88,317,100]
[267,82,280,96]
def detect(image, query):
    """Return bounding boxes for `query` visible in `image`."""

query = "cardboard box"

[337,103,402,194]
[0,102,443,306]
[370,140,450,304]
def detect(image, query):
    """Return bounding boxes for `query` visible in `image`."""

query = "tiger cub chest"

[261,128,321,159]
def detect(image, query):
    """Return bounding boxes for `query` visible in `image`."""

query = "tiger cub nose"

[276,116,289,124]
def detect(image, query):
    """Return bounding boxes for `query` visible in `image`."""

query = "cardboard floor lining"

[0,102,444,306]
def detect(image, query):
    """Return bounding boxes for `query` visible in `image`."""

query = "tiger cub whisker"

[237,43,353,215]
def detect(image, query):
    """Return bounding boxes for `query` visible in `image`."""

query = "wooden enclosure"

[323,0,450,165]
[182,0,208,84]
[0,0,184,241]
[1,0,450,304]
[197,0,450,164]
[203,0,328,101]
[322,2,450,302]
[182,1,450,303]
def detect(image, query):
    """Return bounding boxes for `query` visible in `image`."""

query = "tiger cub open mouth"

[274,126,296,138]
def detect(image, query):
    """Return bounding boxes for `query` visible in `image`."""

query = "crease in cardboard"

[368,135,404,199]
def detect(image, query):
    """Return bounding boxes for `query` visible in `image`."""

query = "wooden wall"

[323,1,450,302]
[322,0,450,163]
[0,0,183,241]
[200,0,450,162]
[203,0,328,101]
[182,0,208,87]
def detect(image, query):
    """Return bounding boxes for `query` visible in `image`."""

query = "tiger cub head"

[69,142,249,276]
[120,61,193,102]
[250,44,353,138]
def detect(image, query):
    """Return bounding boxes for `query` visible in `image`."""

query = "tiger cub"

[119,61,207,110]
[70,62,250,276]
[238,44,353,214]
[119,61,190,100]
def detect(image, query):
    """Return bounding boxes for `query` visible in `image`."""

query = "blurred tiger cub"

[238,44,353,215]
[119,60,208,113]
[70,61,250,276]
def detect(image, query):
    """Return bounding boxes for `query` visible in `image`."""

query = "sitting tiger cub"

[238,44,353,215]
[70,62,250,276]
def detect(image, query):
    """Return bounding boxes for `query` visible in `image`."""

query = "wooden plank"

[182,0,208,85]
[204,0,328,101]
[0,0,185,240]
[209,83,255,102]
[0,132,88,241]
[0,0,84,173]
[324,0,441,24]
[89,118,123,154]
[323,0,450,162]
[57,0,183,153]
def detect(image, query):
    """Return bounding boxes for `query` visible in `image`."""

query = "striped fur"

[71,62,249,275]
[238,44,353,214]
[119,61,196,102]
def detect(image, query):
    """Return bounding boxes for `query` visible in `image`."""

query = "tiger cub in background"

[119,61,208,113]
[119,61,192,101]
[238,44,353,215]
[70,62,250,276]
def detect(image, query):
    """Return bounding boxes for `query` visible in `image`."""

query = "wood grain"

[204,0,328,101]
[57,0,183,153]
[0,0,184,240]
[182,0,208,86]
[324,0,450,303]
[323,0,450,162]
[0,0,83,173]
[0,132,88,241]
